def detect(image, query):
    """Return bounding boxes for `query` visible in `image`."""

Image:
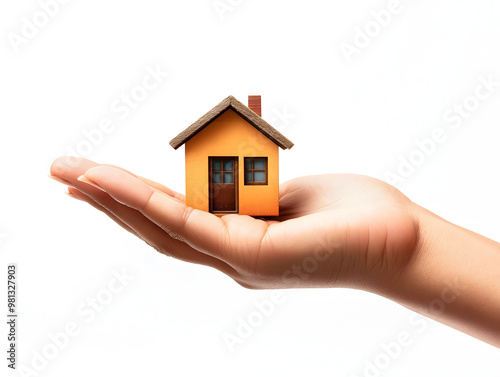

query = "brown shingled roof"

[169,95,294,150]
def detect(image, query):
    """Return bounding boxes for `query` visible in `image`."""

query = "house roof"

[169,95,294,150]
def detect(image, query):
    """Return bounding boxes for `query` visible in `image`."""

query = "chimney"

[248,95,261,117]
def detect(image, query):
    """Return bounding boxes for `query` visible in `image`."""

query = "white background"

[1,0,500,376]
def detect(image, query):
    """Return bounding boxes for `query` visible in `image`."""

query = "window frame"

[244,157,268,185]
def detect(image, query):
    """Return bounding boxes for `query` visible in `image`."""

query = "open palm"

[50,157,419,290]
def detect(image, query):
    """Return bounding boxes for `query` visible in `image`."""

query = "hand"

[50,156,500,347]
[49,156,419,292]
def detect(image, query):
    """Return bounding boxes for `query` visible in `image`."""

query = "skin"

[49,156,500,348]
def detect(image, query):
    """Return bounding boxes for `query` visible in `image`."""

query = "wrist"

[348,201,423,296]
[379,203,500,347]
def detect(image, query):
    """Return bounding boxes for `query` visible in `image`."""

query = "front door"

[209,157,238,213]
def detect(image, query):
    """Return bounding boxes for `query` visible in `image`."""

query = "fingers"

[50,156,185,202]
[50,156,104,193]
[51,157,236,275]
[66,187,238,275]
[100,163,185,202]
[67,187,141,238]
[81,165,231,261]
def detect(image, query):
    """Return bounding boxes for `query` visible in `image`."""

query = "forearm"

[386,204,500,347]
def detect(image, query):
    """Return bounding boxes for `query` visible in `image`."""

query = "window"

[211,158,234,184]
[244,157,268,185]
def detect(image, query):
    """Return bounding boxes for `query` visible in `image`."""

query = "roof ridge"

[169,96,294,150]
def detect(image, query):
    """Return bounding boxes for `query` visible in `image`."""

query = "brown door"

[209,157,238,213]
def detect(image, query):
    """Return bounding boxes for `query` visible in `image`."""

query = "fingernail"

[65,191,82,200]
[48,174,72,186]
[77,175,106,192]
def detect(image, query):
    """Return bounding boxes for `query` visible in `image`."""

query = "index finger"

[80,165,231,260]
[50,156,185,202]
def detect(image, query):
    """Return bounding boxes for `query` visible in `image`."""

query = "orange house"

[169,95,294,216]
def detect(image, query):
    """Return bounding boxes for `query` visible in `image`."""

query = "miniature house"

[169,95,293,216]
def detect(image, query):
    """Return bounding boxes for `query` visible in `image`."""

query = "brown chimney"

[248,95,261,117]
